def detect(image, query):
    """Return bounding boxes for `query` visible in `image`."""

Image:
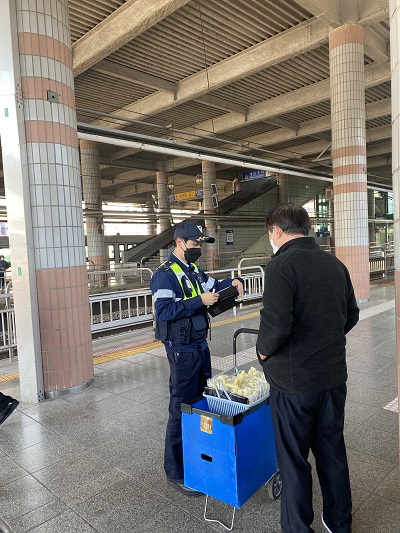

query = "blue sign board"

[226,229,234,245]
[242,170,268,182]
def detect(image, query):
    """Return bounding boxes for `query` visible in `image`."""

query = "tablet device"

[207,286,239,317]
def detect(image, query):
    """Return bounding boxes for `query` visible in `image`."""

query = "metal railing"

[87,266,153,289]
[0,248,395,357]
[88,265,265,331]
[89,289,153,332]
[369,244,394,278]
[0,283,17,361]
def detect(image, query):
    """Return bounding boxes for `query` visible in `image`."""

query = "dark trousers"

[270,384,352,533]
[164,344,211,480]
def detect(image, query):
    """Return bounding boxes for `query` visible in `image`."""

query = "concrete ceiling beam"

[114,183,156,198]
[73,0,191,76]
[111,148,142,161]
[364,27,390,64]
[194,95,247,116]
[243,98,391,147]
[92,18,329,128]
[180,62,389,143]
[92,60,176,93]
[358,0,389,25]
[293,0,340,26]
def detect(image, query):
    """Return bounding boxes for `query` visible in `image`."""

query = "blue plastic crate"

[181,396,277,508]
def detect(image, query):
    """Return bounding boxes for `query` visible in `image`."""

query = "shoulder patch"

[159,260,174,272]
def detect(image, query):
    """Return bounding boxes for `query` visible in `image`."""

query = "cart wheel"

[267,471,282,500]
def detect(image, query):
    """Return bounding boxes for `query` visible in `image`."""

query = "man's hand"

[201,291,219,306]
[232,278,244,298]
[258,352,268,361]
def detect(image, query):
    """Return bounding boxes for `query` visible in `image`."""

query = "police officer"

[150,221,243,496]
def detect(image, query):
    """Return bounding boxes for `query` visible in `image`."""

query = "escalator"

[125,176,277,264]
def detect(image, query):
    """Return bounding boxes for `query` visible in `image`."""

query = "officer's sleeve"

[257,263,294,357]
[151,269,204,321]
[201,270,243,292]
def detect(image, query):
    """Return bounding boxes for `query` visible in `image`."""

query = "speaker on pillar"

[212,196,219,209]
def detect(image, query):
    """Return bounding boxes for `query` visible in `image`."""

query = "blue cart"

[181,328,281,530]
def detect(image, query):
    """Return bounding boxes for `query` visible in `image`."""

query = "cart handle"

[232,328,259,367]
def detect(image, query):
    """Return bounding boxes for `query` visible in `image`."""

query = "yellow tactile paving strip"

[0,371,19,383]
[0,311,261,383]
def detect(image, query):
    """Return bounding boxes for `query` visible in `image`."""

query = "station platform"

[0,282,398,533]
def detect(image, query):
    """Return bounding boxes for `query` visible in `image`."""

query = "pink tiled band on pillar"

[329,24,363,50]
[18,32,74,70]
[17,0,93,396]
[25,121,78,149]
[335,246,370,301]
[36,266,93,392]
[333,182,368,195]
[21,78,76,109]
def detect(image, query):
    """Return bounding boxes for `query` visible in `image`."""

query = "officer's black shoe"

[0,398,19,426]
[167,478,202,497]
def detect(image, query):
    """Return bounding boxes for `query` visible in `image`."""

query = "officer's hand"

[201,291,219,306]
[232,278,244,298]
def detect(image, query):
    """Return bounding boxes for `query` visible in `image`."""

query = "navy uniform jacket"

[150,253,233,349]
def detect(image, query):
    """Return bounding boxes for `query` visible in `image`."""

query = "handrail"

[237,255,269,276]
[87,266,153,289]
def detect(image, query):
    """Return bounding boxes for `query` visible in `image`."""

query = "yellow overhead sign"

[175,191,197,200]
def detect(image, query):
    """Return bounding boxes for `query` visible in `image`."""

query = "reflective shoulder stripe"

[153,289,175,301]
[169,263,185,280]
[202,276,215,291]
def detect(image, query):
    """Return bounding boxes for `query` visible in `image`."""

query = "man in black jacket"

[257,203,359,533]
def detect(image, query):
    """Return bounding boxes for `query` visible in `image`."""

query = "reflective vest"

[155,261,208,344]
[164,261,203,299]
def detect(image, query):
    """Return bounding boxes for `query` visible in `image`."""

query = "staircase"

[124,176,277,264]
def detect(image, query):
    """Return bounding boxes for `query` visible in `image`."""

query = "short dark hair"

[265,203,311,236]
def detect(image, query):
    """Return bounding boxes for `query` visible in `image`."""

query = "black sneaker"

[0,398,19,426]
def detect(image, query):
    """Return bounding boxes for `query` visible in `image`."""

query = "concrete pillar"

[156,171,171,232]
[278,173,290,203]
[145,198,156,236]
[0,0,93,400]
[368,189,376,244]
[389,0,400,457]
[329,24,370,301]
[156,171,171,263]
[80,141,107,268]
[202,161,218,269]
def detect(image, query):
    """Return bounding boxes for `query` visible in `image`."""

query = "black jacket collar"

[272,237,318,258]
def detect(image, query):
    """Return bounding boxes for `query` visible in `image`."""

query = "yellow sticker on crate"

[200,415,213,434]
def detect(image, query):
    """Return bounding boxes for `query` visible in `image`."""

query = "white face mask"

[270,238,279,254]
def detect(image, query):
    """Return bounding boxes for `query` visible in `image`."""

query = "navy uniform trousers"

[270,384,352,533]
[164,341,211,480]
